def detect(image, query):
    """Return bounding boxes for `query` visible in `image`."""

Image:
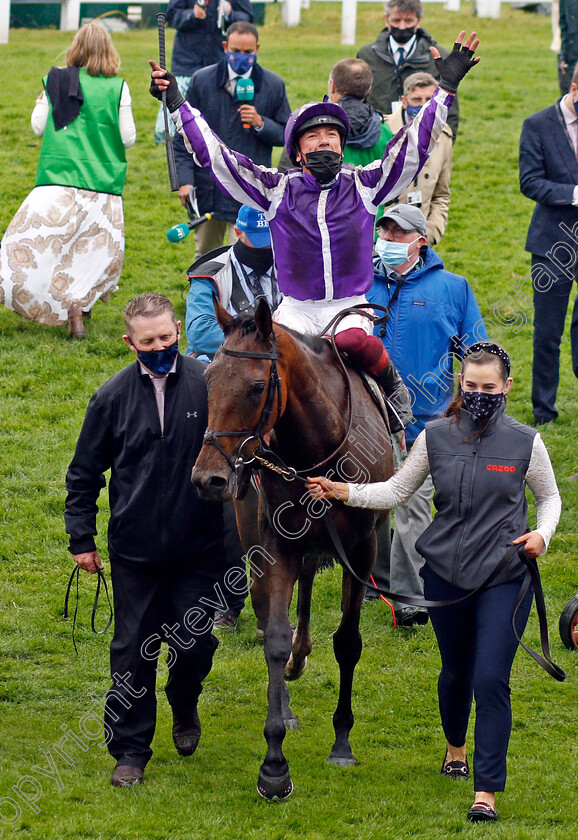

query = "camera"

[196,0,207,7]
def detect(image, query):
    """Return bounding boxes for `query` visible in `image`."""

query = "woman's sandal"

[467,801,499,822]
[441,750,469,779]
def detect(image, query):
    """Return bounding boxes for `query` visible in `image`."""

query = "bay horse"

[192,298,394,800]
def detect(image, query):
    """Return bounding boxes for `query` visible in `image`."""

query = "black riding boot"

[374,360,413,433]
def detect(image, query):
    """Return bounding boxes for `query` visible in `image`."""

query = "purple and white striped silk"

[173,88,452,303]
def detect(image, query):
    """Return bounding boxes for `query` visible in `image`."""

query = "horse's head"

[192,297,285,501]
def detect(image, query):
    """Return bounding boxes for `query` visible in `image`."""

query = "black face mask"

[389,25,417,44]
[303,150,342,183]
[233,239,274,274]
[460,389,505,419]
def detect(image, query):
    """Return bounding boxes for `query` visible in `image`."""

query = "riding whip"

[156,12,179,192]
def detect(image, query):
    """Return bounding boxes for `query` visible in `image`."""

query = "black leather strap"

[511,558,566,681]
[322,511,565,681]
[63,565,114,655]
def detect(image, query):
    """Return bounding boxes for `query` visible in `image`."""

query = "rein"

[322,509,565,681]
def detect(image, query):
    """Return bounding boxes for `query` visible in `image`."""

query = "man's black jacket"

[65,354,223,563]
[173,59,291,222]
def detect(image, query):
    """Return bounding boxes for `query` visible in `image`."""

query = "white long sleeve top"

[31,82,136,148]
[346,429,561,555]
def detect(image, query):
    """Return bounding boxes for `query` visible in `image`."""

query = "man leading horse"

[149,31,480,428]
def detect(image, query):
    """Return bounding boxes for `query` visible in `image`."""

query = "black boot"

[374,360,413,433]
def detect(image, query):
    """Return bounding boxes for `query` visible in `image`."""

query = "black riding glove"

[434,40,478,94]
[150,70,185,113]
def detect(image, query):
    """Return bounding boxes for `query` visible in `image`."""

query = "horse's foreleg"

[233,488,269,635]
[257,544,301,801]
[328,539,374,767]
[284,555,316,681]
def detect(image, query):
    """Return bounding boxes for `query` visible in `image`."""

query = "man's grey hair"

[403,71,437,97]
[123,293,177,336]
[385,0,423,18]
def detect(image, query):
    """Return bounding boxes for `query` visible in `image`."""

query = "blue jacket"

[185,245,279,356]
[173,60,291,222]
[519,102,578,258]
[367,247,487,443]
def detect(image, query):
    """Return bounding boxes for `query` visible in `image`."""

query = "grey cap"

[376,204,427,236]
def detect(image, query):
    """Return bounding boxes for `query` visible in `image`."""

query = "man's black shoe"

[172,706,201,757]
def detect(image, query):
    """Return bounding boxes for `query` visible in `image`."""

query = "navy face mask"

[461,389,505,419]
[226,51,257,75]
[136,340,179,376]
[405,104,422,120]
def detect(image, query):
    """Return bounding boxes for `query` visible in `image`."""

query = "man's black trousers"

[105,547,224,769]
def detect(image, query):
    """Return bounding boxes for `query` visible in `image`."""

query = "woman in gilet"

[306,342,561,823]
[0,21,136,338]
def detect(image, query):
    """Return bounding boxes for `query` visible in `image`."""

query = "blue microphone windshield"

[236,78,255,101]
[166,222,191,243]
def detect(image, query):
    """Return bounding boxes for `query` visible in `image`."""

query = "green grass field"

[0,3,577,838]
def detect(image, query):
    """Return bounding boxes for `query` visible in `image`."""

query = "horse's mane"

[229,314,327,356]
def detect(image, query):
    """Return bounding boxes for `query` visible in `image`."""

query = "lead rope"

[63,565,114,655]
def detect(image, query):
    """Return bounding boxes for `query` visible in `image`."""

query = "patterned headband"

[463,342,511,376]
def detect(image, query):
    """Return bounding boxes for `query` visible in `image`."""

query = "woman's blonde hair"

[66,21,121,77]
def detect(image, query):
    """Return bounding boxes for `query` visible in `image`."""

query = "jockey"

[150,32,479,430]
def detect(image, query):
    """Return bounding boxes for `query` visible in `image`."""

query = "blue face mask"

[136,340,179,377]
[375,236,421,267]
[226,51,257,75]
[405,104,422,120]
[460,389,505,419]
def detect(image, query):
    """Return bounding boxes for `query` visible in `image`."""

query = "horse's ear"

[213,293,235,335]
[255,297,273,341]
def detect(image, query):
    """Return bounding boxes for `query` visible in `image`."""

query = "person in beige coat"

[382,71,452,246]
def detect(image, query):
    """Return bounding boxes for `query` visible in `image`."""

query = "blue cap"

[235,205,271,248]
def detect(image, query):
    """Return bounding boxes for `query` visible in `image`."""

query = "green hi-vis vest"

[36,69,127,196]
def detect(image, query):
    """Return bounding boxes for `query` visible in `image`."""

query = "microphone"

[166,213,212,242]
[236,78,255,131]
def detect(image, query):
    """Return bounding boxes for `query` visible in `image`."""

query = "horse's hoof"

[327,754,357,767]
[284,715,300,730]
[284,654,308,681]
[257,770,294,801]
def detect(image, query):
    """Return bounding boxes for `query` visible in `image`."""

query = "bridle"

[201,317,367,487]
[201,330,284,480]
[201,303,403,489]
